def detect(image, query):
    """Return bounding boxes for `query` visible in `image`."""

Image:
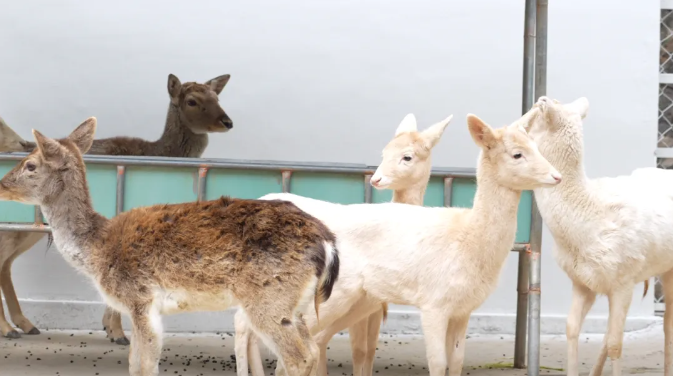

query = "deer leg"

[446,315,470,376]
[420,308,450,376]
[103,306,129,345]
[362,309,383,376]
[247,331,265,376]
[234,309,267,376]
[567,282,597,376]
[1,256,39,334]
[349,316,369,376]
[128,305,163,376]
[661,270,673,376]
[0,256,19,338]
[597,287,633,376]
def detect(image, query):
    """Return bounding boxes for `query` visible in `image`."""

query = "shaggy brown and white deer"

[240,113,562,376]
[0,118,339,376]
[0,73,233,344]
[234,113,452,376]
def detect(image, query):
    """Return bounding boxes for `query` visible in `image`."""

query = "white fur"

[523,96,673,376]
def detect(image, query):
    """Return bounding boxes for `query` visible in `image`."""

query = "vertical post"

[443,177,454,207]
[33,206,43,225]
[281,171,292,193]
[116,166,126,215]
[514,0,537,369]
[364,174,373,203]
[197,167,208,202]
[527,1,548,375]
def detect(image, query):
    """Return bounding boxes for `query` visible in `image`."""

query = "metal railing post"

[281,171,292,193]
[364,174,373,203]
[443,177,454,207]
[116,166,126,215]
[197,167,208,202]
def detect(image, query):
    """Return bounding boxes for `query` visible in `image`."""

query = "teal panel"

[123,166,198,211]
[450,178,532,243]
[206,169,282,200]
[0,161,35,223]
[290,172,364,204]
[371,187,393,203]
[516,191,533,243]
[87,164,117,219]
[423,177,445,207]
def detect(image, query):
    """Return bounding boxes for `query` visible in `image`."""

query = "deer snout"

[220,117,233,130]
[370,174,391,189]
[550,170,562,185]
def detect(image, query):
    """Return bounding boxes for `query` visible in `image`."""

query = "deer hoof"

[115,337,130,346]
[5,330,21,339]
[26,327,41,335]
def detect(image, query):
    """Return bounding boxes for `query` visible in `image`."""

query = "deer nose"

[552,173,562,183]
[220,118,233,129]
[370,176,382,187]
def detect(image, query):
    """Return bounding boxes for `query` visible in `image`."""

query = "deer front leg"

[235,309,267,376]
[128,306,163,376]
[420,308,450,376]
[567,282,597,376]
[446,315,470,376]
[103,306,130,345]
[349,317,369,376]
[362,309,383,376]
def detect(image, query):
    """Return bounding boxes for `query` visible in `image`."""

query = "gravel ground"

[0,323,665,375]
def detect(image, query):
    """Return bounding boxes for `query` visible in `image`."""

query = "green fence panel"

[290,172,364,204]
[206,169,283,200]
[123,166,198,211]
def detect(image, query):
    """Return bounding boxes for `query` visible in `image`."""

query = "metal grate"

[655,8,673,314]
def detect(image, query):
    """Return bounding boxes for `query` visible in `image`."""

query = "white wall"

[0,0,660,334]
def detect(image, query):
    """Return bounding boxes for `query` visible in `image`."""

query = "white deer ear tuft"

[395,114,418,136]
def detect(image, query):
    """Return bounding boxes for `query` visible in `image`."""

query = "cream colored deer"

[234,113,452,376]
[0,73,233,344]
[520,96,673,376]
[238,113,562,376]
[0,118,340,376]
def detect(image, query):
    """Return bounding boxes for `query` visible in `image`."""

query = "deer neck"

[154,104,209,157]
[466,159,521,264]
[391,181,427,206]
[40,172,108,272]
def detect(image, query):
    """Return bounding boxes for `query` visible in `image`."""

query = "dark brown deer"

[0,118,339,376]
[0,73,232,344]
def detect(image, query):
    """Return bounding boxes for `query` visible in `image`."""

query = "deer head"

[167,73,233,134]
[467,113,562,190]
[0,118,96,205]
[371,114,453,190]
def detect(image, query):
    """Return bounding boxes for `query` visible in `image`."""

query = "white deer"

[236,113,562,376]
[234,113,453,376]
[520,96,671,376]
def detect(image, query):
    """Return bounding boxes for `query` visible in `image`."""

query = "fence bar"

[197,167,208,202]
[281,171,292,193]
[443,177,454,207]
[514,0,537,369]
[527,0,548,374]
[116,166,125,215]
[364,174,373,203]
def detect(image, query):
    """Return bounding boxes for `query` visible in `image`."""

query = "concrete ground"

[0,323,665,376]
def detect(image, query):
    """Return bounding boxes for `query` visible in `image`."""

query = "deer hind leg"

[1,257,39,334]
[566,282,597,376]
[661,270,673,376]
[103,306,129,345]
[128,304,163,376]
[0,254,18,338]
[590,287,632,376]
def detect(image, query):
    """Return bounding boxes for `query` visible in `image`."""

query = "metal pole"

[281,171,292,193]
[116,166,126,215]
[364,174,373,203]
[514,0,537,369]
[197,167,208,202]
[443,177,454,207]
[527,1,548,375]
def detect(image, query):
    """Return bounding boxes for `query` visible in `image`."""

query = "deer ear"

[67,117,97,154]
[205,74,231,95]
[467,114,496,150]
[32,129,63,161]
[421,114,453,149]
[167,74,182,105]
[395,114,417,136]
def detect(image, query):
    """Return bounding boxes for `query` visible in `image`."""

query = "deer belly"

[157,289,237,315]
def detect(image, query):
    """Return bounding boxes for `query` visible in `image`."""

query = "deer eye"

[402,156,412,162]
[25,162,36,172]
[513,153,523,159]
[187,100,197,107]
